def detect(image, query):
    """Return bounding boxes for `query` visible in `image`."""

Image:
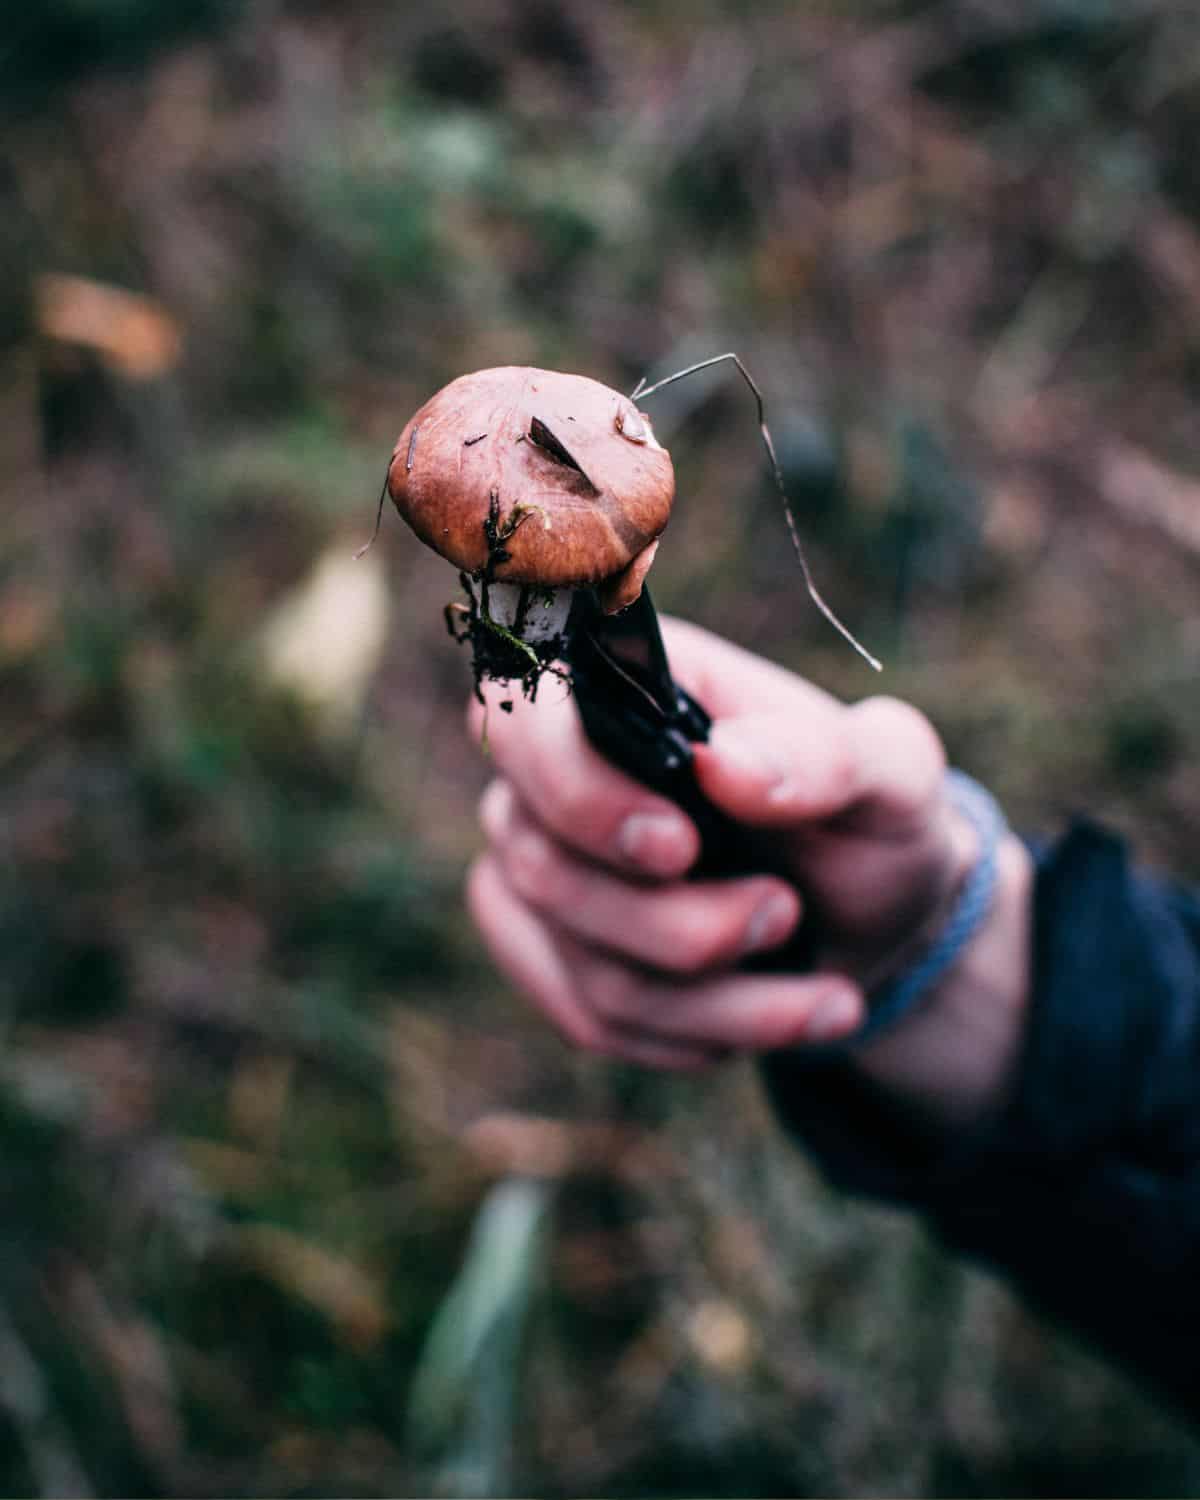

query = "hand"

[467,618,1031,1122]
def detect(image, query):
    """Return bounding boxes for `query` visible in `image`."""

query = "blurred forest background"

[2,0,1200,1494]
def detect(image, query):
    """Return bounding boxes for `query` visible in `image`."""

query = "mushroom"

[387,366,674,692]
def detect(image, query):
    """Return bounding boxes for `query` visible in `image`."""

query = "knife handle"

[569,660,819,973]
[568,671,725,869]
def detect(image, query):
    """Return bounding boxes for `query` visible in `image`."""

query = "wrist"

[852,831,1033,1130]
[850,770,1000,1031]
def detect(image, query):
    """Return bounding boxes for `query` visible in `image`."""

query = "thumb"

[692,698,945,833]
[691,710,849,828]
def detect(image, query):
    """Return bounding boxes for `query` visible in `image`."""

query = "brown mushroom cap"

[387,367,675,591]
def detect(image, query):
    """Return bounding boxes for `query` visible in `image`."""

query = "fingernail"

[617,811,693,875]
[744,892,797,954]
[806,985,862,1043]
[709,724,796,802]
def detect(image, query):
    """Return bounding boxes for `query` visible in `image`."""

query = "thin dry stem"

[632,352,882,672]
[354,467,391,560]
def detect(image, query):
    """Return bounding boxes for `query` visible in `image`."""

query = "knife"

[564,587,818,978]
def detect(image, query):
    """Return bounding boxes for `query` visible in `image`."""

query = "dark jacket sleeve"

[760,821,1200,1420]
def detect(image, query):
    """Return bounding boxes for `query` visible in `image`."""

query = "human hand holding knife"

[376,363,1017,1070]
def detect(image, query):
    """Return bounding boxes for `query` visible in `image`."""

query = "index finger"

[468,678,701,878]
[467,616,843,876]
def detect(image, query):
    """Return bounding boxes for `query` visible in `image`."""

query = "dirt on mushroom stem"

[443,487,584,704]
[445,573,574,707]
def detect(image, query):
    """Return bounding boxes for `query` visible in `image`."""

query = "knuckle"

[505,829,573,910]
[665,903,737,973]
[857,694,937,752]
[547,772,607,843]
[477,778,513,842]
[855,694,946,783]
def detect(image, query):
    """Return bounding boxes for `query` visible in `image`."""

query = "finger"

[466,854,720,1070]
[481,781,801,973]
[468,679,700,879]
[478,776,516,843]
[577,948,865,1050]
[692,695,946,834]
[659,616,842,720]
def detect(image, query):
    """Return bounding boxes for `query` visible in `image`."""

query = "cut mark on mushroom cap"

[528,416,596,490]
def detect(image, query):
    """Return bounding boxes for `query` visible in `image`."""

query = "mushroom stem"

[485,582,574,645]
